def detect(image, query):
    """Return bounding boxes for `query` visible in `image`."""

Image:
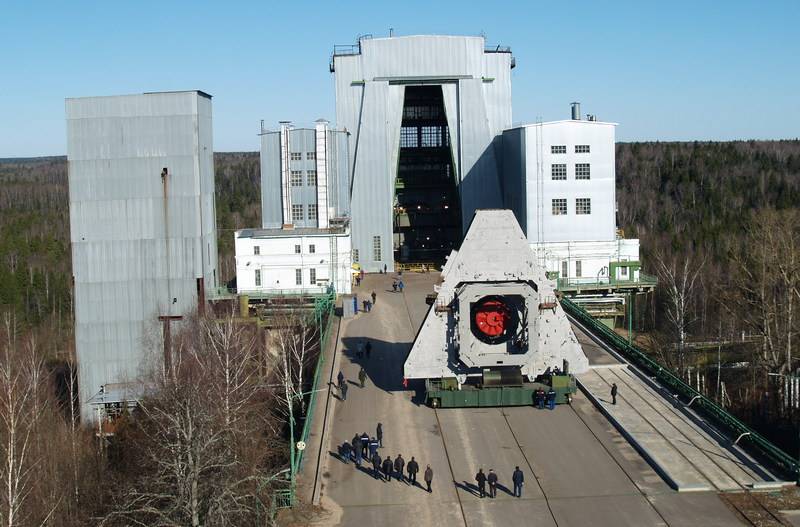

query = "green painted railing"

[557,273,658,291]
[561,296,799,479]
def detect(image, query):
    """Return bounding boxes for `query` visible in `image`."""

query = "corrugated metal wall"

[67,91,218,422]
[332,35,513,271]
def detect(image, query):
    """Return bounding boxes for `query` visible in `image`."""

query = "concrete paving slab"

[460,498,557,527]
[549,494,668,526]
[648,492,747,527]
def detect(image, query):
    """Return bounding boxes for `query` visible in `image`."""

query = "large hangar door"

[393,85,462,263]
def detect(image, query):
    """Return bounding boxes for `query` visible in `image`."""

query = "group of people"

[474,467,526,498]
[353,291,377,314]
[340,424,434,492]
[391,279,404,293]
[533,387,558,410]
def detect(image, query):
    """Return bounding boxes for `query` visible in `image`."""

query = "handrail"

[561,296,799,479]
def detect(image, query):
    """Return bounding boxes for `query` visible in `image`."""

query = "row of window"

[253,243,317,256]
[254,268,318,287]
[289,152,316,161]
[400,126,448,148]
[551,145,590,154]
[551,163,590,180]
[290,170,317,187]
[350,238,381,263]
[291,203,318,221]
[552,198,591,215]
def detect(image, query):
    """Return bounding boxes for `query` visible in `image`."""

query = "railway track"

[718,491,789,526]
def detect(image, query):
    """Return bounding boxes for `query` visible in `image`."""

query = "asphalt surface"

[315,272,743,526]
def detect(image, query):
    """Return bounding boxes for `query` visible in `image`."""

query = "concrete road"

[315,272,742,526]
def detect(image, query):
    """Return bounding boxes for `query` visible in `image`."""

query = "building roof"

[237,226,348,239]
[507,119,617,130]
[66,90,212,101]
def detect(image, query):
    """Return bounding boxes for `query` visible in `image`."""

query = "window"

[575,144,590,153]
[291,204,304,222]
[306,152,316,160]
[400,127,418,148]
[372,235,382,261]
[552,198,567,215]
[308,204,318,220]
[294,244,301,254]
[353,249,359,262]
[576,198,591,215]
[551,145,566,154]
[421,126,444,147]
[290,170,303,186]
[561,261,568,279]
[306,170,317,186]
[295,268,302,286]
[309,244,316,254]
[254,246,260,255]
[575,163,591,180]
[290,152,302,161]
[309,268,316,284]
[255,269,261,286]
[575,261,582,278]
[621,265,628,277]
[551,163,567,180]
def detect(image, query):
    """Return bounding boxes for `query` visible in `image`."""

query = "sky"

[1,0,798,157]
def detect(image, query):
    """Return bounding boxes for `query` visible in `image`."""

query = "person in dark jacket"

[475,468,487,498]
[352,434,361,465]
[376,422,383,447]
[394,454,406,483]
[337,371,344,389]
[512,466,524,498]
[340,381,348,401]
[407,457,419,485]
[341,441,352,464]
[547,387,556,410]
[372,453,382,480]
[359,367,367,388]
[487,469,498,498]
[611,382,618,405]
[360,432,370,458]
[424,465,433,492]
[365,340,373,359]
[537,388,546,409]
[369,437,379,458]
[382,456,394,482]
[371,291,377,305]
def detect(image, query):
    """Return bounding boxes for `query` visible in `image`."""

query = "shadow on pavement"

[342,336,411,393]
[455,480,481,497]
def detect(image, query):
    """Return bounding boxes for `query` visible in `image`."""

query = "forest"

[0,141,798,523]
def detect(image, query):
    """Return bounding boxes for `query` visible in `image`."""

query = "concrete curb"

[576,378,711,492]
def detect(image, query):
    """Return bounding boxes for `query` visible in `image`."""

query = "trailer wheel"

[431,398,440,409]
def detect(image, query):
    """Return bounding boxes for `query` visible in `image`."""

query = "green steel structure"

[561,296,799,481]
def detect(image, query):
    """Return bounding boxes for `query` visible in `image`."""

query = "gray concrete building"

[260,120,350,229]
[331,34,514,270]
[66,91,218,422]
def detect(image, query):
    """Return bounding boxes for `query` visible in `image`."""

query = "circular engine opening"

[470,295,519,344]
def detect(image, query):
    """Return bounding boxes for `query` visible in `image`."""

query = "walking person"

[394,454,406,483]
[376,422,383,447]
[384,264,387,273]
[356,341,364,359]
[369,436,379,459]
[611,382,618,405]
[340,381,348,401]
[392,281,398,293]
[360,432,370,458]
[359,367,367,388]
[382,456,394,482]
[407,457,419,486]
[352,434,362,466]
[365,340,373,359]
[341,441,352,464]
[424,465,433,493]
[512,466,524,498]
[371,291,377,305]
[547,387,556,410]
[537,387,546,410]
[475,468,487,498]
[372,453,382,480]
[398,280,404,293]
[487,469,498,498]
[337,371,344,389]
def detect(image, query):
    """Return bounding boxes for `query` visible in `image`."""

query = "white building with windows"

[501,104,652,319]
[235,227,352,295]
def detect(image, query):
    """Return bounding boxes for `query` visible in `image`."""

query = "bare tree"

[653,252,705,375]
[272,310,319,415]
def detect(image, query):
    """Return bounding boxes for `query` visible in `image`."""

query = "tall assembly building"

[67,91,218,422]
[331,35,513,270]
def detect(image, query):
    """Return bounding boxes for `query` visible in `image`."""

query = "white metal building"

[501,104,646,301]
[67,91,218,422]
[331,34,514,271]
[235,227,352,295]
